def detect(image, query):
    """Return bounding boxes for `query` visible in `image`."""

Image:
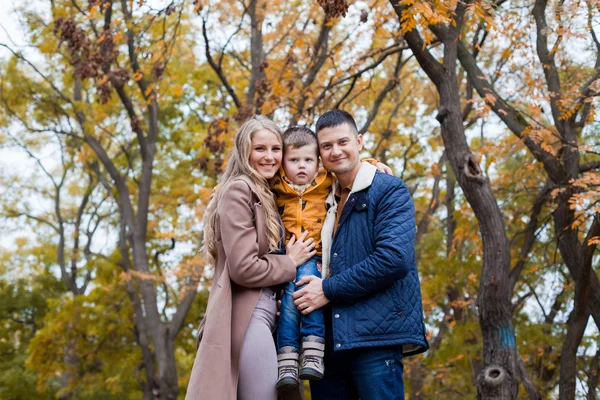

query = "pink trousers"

[237,288,278,400]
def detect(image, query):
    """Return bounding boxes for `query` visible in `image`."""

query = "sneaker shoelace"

[303,355,322,370]
[279,366,298,378]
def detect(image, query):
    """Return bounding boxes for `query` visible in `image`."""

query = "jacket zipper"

[298,194,303,234]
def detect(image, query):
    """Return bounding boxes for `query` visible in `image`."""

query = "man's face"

[317,123,363,176]
[282,144,319,185]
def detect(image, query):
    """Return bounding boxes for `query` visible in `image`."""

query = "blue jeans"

[277,256,325,351]
[310,308,404,400]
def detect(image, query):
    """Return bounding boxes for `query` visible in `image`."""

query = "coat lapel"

[334,163,377,235]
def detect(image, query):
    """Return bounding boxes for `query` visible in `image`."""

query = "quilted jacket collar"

[349,162,377,194]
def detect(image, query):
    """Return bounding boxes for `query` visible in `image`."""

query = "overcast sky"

[0,1,24,53]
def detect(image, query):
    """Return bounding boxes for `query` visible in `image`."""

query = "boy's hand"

[293,276,329,314]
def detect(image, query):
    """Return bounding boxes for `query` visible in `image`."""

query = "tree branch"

[415,152,445,247]
[518,355,543,400]
[8,212,59,233]
[246,0,265,107]
[388,2,444,86]
[580,161,600,173]
[293,17,332,121]
[201,16,242,110]
[83,135,137,233]
[456,40,567,183]
[0,43,74,106]
[310,44,407,112]
[532,0,564,125]
[358,51,405,135]
[168,284,198,341]
[582,213,600,269]
[509,183,550,290]
[587,349,600,400]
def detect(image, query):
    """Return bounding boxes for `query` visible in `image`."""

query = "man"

[292,110,429,399]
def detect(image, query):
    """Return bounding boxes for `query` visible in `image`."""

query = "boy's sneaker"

[276,346,299,390]
[299,336,325,380]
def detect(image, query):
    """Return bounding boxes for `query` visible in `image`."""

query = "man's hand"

[293,276,329,315]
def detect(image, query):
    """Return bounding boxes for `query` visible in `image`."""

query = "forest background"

[0,0,598,399]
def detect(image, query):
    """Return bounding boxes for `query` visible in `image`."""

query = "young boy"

[270,126,335,391]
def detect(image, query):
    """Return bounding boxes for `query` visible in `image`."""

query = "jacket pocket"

[196,315,207,349]
[392,280,405,314]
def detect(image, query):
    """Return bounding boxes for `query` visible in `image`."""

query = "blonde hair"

[203,115,283,265]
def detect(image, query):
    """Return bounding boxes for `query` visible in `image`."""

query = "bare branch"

[293,18,333,120]
[6,211,59,233]
[201,16,242,109]
[518,355,543,400]
[310,44,407,112]
[415,152,445,247]
[587,349,600,400]
[456,40,567,183]
[246,0,265,107]
[3,131,59,189]
[168,285,198,341]
[219,15,246,70]
[303,19,332,89]
[580,161,600,173]
[574,5,600,126]
[0,43,74,106]
[358,52,405,135]
[509,183,551,290]
[532,0,565,126]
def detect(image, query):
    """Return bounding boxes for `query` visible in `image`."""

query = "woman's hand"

[286,230,317,267]
[376,162,393,175]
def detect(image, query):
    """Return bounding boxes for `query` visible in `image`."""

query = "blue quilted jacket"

[322,163,429,357]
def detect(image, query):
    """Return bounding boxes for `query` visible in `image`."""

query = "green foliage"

[26,283,141,399]
[0,271,64,399]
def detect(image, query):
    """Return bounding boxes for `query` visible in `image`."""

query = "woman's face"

[249,129,283,179]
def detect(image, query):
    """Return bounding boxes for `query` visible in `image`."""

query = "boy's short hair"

[282,126,318,151]
[315,109,358,136]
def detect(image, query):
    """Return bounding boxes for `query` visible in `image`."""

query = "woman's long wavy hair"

[203,115,283,265]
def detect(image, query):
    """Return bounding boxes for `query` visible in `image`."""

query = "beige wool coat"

[185,176,299,400]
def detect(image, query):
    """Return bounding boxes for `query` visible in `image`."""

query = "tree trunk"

[453,2,600,396]
[436,65,518,400]
[388,2,519,397]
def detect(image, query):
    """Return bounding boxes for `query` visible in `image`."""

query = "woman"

[186,116,315,400]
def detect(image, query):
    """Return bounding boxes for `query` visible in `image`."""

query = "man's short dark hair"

[282,126,318,150]
[315,110,359,135]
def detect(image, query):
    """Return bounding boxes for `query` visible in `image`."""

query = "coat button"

[333,253,338,258]
[336,343,341,348]
[334,313,340,319]
[362,203,366,207]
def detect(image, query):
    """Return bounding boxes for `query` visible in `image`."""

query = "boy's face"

[282,144,319,185]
